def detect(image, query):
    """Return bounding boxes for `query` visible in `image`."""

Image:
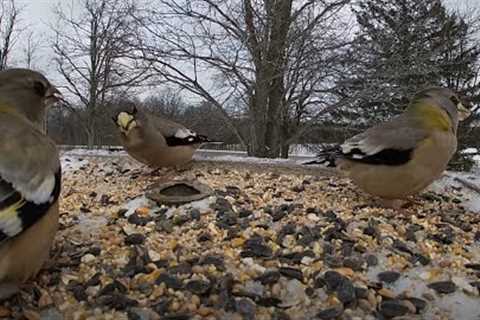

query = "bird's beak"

[457,102,471,121]
[45,86,64,107]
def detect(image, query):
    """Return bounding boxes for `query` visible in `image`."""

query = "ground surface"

[1,151,480,320]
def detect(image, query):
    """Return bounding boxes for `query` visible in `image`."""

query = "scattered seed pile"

[2,155,480,320]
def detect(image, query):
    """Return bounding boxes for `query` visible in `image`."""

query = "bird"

[0,68,62,299]
[306,87,471,208]
[114,106,219,168]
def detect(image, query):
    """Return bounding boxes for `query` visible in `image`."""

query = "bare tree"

[0,0,24,69]
[51,0,150,147]
[22,30,42,69]
[133,0,351,158]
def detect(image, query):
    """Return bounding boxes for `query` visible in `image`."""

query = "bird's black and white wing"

[148,114,211,147]
[164,127,211,146]
[0,115,61,243]
[308,116,429,167]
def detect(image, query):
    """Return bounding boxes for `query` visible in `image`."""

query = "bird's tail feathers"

[303,145,340,167]
[198,135,223,144]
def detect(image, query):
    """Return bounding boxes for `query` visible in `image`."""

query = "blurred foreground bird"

[306,87,471,208]
[114,107,219,168]
[0,68,62,299]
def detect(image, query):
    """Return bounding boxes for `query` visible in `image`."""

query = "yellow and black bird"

[114,106,216,168]
[307,87,471,208]
[0,68,62,299]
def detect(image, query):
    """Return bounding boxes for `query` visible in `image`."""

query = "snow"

[430,169,480,213]
[62,148,126,157]
[122,194,215,220]
[194,153,298,164]
[367,250,480,320]
[61,155,90,173]
[462,148,478,154]
[461,148,480,162]
[123,196,156,217]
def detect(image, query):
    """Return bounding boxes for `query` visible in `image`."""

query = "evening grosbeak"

[308,87,471,207]
[0,68,62,299]
[114,106,217,168]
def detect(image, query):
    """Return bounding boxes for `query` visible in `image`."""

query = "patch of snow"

[61,155,90,173]
[163,196,215,218]
[197,149,246,155]
[194,153,299,165]
[122,194,215,219]
[367,250,480,320]
[462,148,478,154]
[62,148,127,157]
[187,196,216,213]
[123,196,157,217]
[430,170,480,213]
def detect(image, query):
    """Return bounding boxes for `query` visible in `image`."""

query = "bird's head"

[0,68,63,127]
[409,87,472,133]
[113,106,139,135]
[413,87,471,121]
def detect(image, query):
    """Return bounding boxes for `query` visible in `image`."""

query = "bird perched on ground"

[307,87,471,208]
[0,68,62,299]
[114,106,218,168]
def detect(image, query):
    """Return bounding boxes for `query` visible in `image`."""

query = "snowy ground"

[431,170,480,213]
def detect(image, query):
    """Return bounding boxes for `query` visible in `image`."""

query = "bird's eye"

[33,80,47,96]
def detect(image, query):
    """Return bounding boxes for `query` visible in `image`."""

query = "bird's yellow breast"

[408,103,452,132]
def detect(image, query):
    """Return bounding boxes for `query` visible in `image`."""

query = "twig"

[453,177,480,195]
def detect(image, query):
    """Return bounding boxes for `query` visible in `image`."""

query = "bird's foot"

[149,167,165,176]
[401,197,423,208]
[376,198,406,210]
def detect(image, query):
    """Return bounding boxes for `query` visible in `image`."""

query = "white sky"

[10,0,480,87]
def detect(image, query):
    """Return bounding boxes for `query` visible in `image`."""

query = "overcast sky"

[11,0,480,85]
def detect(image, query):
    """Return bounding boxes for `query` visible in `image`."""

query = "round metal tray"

[146,180,213,205]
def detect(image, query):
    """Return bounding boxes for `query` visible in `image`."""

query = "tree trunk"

[86,129,95,148]
[86,111,96,148]
[248,69,270,157]
[280,143,289,158]
[246,0,293,158]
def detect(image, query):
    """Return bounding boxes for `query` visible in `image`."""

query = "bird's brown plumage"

[115,109,208,168]
[0,69,62,299]
[316,87,469,206]
[0,202,58,297]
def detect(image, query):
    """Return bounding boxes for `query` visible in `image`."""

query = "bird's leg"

[149,167,169,177]
[401,197,424,208]
[376,198,406,210]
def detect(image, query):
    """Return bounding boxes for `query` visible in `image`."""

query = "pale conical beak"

[457,102,471,121]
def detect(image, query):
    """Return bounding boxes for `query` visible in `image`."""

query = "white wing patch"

[174,128,197,139]
[11,174,55,205]
[341,139,384,157]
